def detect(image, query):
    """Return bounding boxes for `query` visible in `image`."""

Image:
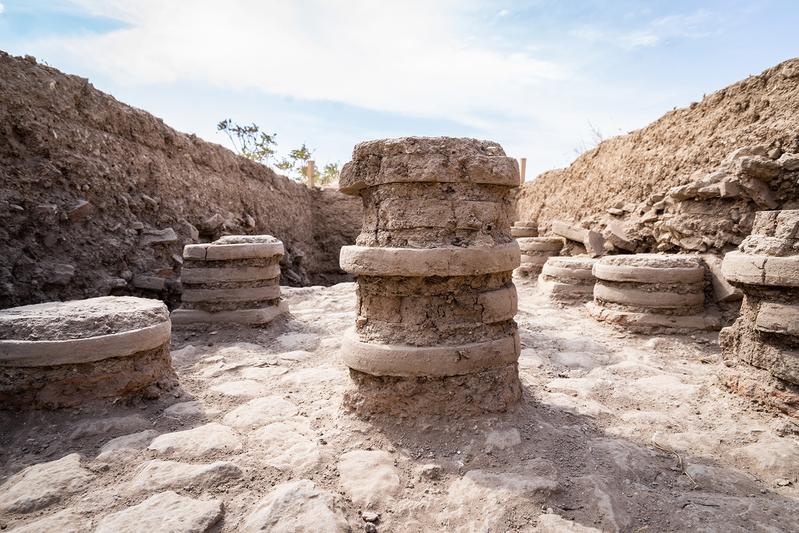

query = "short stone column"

[511,221,538,238]
[172,235,287,325]
[338,137,522,415]
[538,256,597,304]
[515,237,563,278]
[719,209,799,417]
[0,296,175,408]
[587,254,720,332]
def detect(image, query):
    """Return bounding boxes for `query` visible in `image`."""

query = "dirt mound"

[517,58,799,254]
[0,52,361,309]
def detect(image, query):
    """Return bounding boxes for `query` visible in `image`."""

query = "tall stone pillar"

[720,209,799,417]
[338,137,522,415]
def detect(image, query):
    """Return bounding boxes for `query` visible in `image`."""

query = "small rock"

[362,511,380,522]
[420,463,443,481]
[66,199,93,222]
[132,275,167,291]
[365,523,377,533]
[96,491,223,533]
[776,478,793,487]
[140,227,178,246]
[210,379,270,398]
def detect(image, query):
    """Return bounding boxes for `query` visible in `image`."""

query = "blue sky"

[1,0,797,179]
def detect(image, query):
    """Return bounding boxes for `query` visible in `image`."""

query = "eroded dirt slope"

[517,58,799,253]
[0,52,361,309]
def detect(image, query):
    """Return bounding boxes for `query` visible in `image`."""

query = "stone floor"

[1,281,798,532]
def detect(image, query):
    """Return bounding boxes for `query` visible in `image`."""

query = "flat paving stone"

[96,491,223,533]
[250,418,320,472]
[0,454,94,514]
[337,450,400,506]
[127,460,242,494]
[221,396,298,430]
[242,480,348,533]
[147,423,242,458]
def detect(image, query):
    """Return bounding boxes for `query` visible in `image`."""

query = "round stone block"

[517,237,564,253]
[339,243,520,277]
[339,137,520,194]
[538,256,596,304]
[342,330,520,377]
[0,297,175,408]
[721,252,799,287]
[593,254,705,283]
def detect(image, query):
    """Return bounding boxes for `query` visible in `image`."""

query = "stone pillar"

[515,237,563,278]
[587,254,720,332]
[539,256,597,304]
[338,137,522,415]
[719,209,799,417]
[172,235,287,325]
[0,296,175,408]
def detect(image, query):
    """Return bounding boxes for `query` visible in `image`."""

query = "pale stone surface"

[250,418,321,471]
[485,428,522,451]
[97,430,158,460]
[536,513,603,532]
[7,509,91,533]
[180,265,281,283]
[127,460,242,494]
[594,283,705,308]
[182,284,281,303]
[163,400,219,420]
[210,379,271,398]
[221,396,299,430]
[275,332,320,351]
[184,241,284,261]
[338,450,400,506]
[70,414,151,439]
[0,454,94,514]
[444,465,558,530]
[96,491,223,533]
[242,480,349,533]
[147,423,242,458]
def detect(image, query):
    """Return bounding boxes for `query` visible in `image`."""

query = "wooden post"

[306,160,316,188]
[519,158,527,183]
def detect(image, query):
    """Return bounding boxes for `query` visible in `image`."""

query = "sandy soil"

[1,281,798,532]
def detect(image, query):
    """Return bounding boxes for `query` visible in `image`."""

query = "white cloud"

[0,3,5,15]
[27,1,567,129]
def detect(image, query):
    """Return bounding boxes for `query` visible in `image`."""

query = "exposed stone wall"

[517,58,799,255]
[0,52,361,309]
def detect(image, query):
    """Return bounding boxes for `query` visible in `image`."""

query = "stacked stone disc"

[0,296,175,408]
[338,137,522,414]
[172,235,287,325]
[515,237,563,278]
[587,254,720,332]
[511,220,538,238]
[538,256,597,304]
[719,209,799,417]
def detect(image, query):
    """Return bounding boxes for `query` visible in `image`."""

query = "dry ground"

[1,281,798,532]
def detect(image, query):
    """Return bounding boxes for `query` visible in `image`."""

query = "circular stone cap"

[339,136,520,194]
[594,254,705,284]
[0,296,171,367]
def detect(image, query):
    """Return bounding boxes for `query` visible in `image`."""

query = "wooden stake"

[306,160,316,188]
